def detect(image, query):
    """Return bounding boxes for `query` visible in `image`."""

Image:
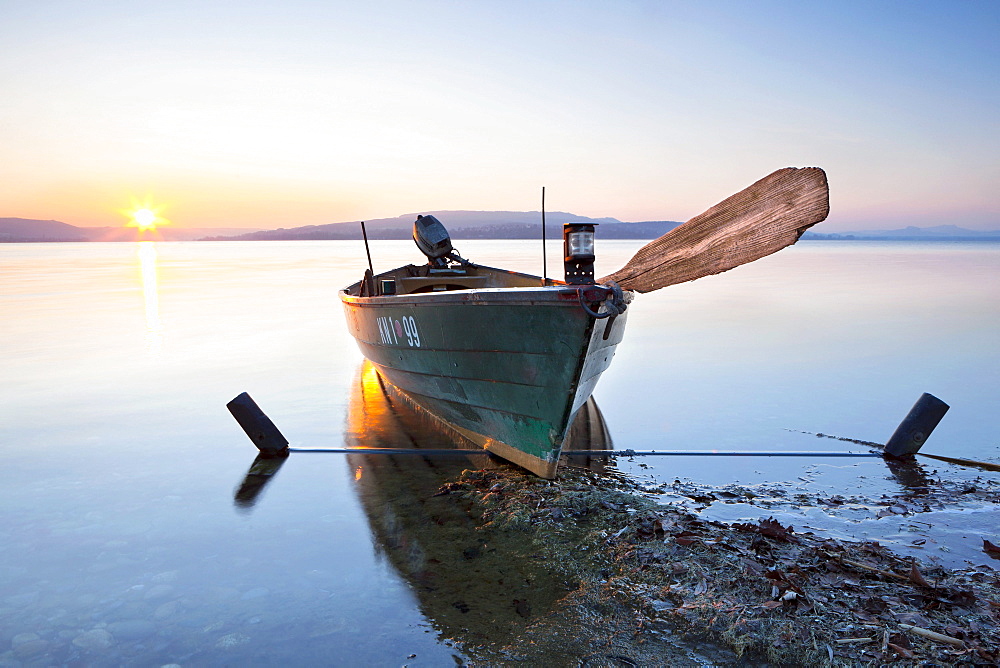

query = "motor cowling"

[413,214,453,264]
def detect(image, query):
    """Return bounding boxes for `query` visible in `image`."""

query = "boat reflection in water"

[345,361,614,657]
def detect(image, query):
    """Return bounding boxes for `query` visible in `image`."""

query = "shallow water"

[1,238,998,664]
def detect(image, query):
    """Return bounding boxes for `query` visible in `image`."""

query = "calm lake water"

[1,239,998,665]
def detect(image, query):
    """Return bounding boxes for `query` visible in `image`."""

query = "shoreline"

[432,465,999,666]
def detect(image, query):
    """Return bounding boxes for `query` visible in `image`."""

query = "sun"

[122,200,169,232]
[132,208,157,230]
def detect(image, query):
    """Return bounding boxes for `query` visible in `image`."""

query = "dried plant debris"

[437,466,1000,666]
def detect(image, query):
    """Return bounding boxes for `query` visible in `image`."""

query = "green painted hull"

[340,268,628,477]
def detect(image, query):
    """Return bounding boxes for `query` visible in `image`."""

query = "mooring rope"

[578,281,628,319]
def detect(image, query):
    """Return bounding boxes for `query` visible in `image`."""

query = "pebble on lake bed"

[11,633,48,659]
[143,584,175,601]
[216,632,250,649]
[240,586,270,600]
[10,634,39,649]
[72,628,115,651]
[153,600,182,620]
[108,619,156,641]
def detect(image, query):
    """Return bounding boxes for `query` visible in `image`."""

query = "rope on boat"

[578,281,628,319]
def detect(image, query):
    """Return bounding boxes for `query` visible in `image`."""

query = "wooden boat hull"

[341,281,627,477]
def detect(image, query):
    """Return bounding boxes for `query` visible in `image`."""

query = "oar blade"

[600,167,829,293]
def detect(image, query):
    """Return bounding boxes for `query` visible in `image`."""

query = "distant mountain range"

[2,215,999,243]
[802,225,1000,240]
[0,218,262,242]
[0,213,681,242]
[200,211,681,241]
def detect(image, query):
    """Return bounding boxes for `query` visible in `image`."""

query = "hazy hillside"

[86,226,265,241]
[204,211,681,241]
[0,218,262,242]
[803,225,1000,240]
[5,215,999,243]
[0,218,91,242]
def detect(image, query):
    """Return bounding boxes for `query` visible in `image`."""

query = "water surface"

[1,239,998,664]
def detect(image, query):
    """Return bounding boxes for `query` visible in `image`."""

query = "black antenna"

[541,187,547,283]
[360,221,374,275]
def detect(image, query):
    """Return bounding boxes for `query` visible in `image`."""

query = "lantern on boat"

[563,222,597,285]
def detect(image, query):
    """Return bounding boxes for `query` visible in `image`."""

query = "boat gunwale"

[339,284,601,307]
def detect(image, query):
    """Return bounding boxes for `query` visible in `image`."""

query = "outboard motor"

[413,215,461,267]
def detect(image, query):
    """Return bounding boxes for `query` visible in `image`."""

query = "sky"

[1,1,997,231]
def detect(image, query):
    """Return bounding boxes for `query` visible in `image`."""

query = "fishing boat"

[340,214,626,478]
[340,167,830,477]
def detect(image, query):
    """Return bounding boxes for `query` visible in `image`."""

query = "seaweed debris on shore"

[434,465,1000,666]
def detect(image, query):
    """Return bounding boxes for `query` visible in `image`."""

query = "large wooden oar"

[600,167,829,293]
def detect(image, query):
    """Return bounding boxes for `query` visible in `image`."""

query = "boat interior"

[346,263,564,298]
[345,214,566,297]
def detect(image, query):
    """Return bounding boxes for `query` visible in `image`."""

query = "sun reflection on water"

[344,362,400,447]
[137,241,162,355]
